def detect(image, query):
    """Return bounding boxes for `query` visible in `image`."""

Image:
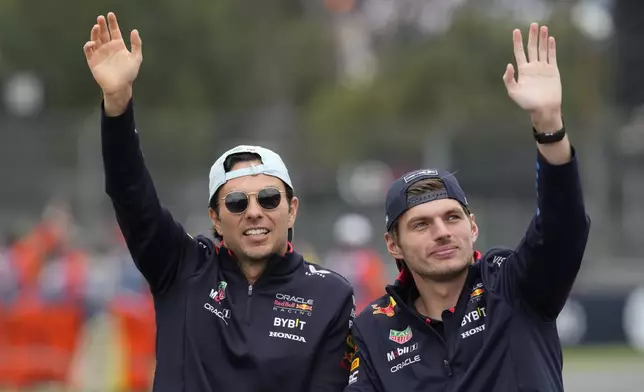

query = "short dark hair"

[388,178,470,242]
[209,152,294,241]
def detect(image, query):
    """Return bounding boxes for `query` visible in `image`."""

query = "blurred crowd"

[0,200,156,391]
[0,201,390,391]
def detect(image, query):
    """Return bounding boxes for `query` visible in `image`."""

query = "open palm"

[503,23,561,114]
[83,13,142,95]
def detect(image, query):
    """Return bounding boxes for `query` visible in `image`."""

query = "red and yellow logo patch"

[470,288,484,298]
[372,297,397,317]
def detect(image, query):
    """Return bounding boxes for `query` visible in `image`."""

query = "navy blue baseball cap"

[385,169,469,232]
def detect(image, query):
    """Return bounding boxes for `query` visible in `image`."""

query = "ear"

[470,213,479,243]
[385,231,404,260]
[209,207,223,236]
[287,196,299,228]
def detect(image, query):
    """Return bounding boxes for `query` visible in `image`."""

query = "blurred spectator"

[0,233,18,304]
[103,229,156,392]
[294,239,322,264]
[322,214,387,312]
[0,200,87,390]
[74,226,155,392]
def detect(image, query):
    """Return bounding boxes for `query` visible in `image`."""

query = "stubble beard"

[414,254,471,283]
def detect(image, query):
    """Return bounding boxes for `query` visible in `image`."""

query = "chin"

[423,267,468,283]
[242,244,278,261]
[418,259,470,282]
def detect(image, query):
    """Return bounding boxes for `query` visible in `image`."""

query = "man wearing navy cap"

[345,23,590,392]
[84,12,355,392]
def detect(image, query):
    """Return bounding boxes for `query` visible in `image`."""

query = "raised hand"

[503,23,562,119]
[83,13,142,97]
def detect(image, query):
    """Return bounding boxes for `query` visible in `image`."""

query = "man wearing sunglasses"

[84,12,355,392]
[344,23,590,392]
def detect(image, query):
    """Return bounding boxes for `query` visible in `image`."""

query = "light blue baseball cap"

[208,145,293,202]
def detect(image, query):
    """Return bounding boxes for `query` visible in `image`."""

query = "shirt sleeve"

[496,147,591,321]
[101,98,194,295]
[308,290,356,391]
[343,323,380,392]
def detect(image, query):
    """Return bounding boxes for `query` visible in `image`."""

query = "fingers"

[502,63,516,90]
[512,29,527,67]
[88,13,140,59]
[130,29,143,60]
[527,23,538,63]
[97,15,110,44]
[548,36,557,66]
[83,41,96,61]
[538,26,548,63]
[516,23,556,64]
[90,24,101,46]
[107,12,122,40]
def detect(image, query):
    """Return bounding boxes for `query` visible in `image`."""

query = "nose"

[432,219,451,242]
[244,195,264,219]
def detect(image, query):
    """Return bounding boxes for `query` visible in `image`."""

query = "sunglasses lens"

[224,192,249,214]
[257,188,282,210]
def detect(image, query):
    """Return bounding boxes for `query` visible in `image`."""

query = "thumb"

[502,63,516,90]
[130,29,143,61]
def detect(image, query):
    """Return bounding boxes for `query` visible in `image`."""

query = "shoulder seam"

[302,261,353,288]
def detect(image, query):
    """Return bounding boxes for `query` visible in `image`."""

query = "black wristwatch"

[533,124,566,144]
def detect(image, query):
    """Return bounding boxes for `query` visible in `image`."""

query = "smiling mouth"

[244,228,269,236]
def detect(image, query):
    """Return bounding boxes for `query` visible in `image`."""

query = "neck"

[237,258,268,285]
[412,270,468,321]
[232,242,289,285]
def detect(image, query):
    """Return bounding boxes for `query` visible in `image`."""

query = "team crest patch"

[389,326,413,345]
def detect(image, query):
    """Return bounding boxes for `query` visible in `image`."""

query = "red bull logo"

[470,288,484,298]
[273,300,313,316]
[274,300,296,308]
[296,304,313,311]
[372,296,397,317]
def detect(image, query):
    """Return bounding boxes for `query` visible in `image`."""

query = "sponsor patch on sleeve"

[349,369,359,385]
[350,358,360,372]
[340,332,356,370]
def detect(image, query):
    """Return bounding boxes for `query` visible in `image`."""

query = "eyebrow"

[407,208,464,224]
[445,208,465,216]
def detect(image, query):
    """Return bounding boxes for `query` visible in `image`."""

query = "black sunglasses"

[222,187,285,214]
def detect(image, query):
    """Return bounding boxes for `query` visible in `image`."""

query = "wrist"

[103,86,133,117]
[531,110,563,134]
